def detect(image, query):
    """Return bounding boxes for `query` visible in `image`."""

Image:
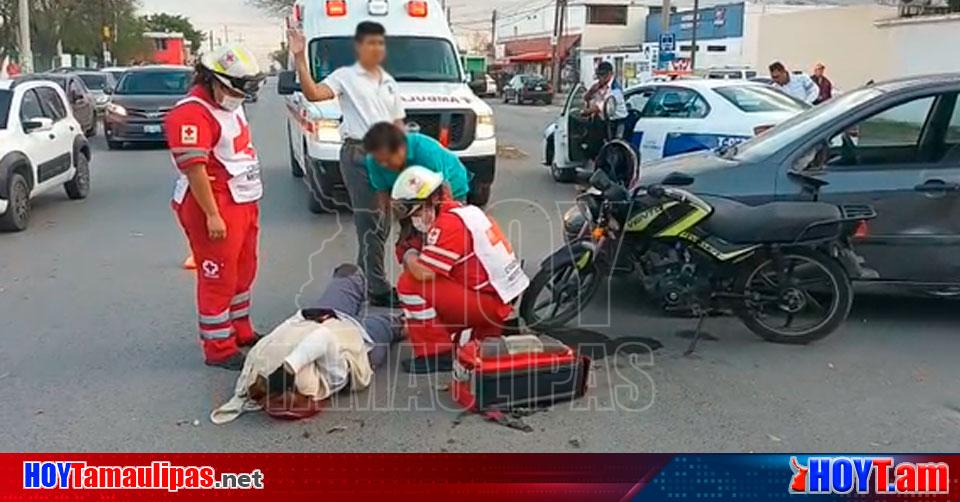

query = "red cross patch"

[181,125,198,145]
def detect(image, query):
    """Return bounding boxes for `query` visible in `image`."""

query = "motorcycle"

[520,143,878,350]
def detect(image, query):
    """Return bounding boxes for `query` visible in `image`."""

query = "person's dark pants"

[300,266,402,369]
[340,139,391,297]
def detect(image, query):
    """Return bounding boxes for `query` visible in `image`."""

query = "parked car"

[104,66,192,149]
[14,73,97,137]
[640,73,960,293]
[0,79,91,231]
[76,71,118,114]
[503,74,553,105]
[543,79,807,181]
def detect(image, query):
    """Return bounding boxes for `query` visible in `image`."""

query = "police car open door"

[555,83,589,168]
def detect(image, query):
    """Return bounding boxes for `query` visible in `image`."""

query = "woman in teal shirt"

[363,122,472,204]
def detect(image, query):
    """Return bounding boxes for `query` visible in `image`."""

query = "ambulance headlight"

[313,118,341,143]
[476,113,495,140]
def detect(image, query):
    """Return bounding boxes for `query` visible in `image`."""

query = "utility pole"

[490,9,497,58]
[661,0,670,33]
[223,25,230,44]
[550,0,566,91]
[689,0,700,71]
[209,30,215,51]
[18,0,33,73]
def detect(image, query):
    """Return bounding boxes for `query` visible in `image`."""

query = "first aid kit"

[451,334,590,411]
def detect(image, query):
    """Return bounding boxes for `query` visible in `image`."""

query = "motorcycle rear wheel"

[733,248,853,345]
[520,263,602,331]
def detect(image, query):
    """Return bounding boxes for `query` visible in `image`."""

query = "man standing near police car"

[288,22,405,307]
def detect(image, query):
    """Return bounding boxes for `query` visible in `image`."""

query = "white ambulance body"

[279,0,497,212]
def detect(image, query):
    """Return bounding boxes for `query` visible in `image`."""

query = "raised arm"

[287,29,336,102]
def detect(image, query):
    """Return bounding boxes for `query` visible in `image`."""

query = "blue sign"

[659,33,676,52]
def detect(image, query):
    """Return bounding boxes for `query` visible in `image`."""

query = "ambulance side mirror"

[277,71,301,95]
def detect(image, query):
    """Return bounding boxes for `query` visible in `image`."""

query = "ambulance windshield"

[310,36,462,83]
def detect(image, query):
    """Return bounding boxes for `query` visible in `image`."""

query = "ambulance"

[278,0,497,213]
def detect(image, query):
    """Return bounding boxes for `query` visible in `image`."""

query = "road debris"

[326,425,348,434]
[568,437,582,449]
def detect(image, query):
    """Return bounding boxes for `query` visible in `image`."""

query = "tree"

[140,13,204,53]
[269,42,288,70]
[246,0,295,15]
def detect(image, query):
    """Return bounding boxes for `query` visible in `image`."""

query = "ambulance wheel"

[551,163,574,183]
[305,155,340,214]
[64,152,90,200]
[107,140,122,150]
[289,128,304,178]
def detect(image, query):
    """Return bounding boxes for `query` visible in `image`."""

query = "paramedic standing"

[165,45,267,370]
[288,22,406,307]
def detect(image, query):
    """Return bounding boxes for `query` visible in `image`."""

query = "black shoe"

[368,289,400,308]
[402,353,454,374]
[238,332,265,348]
[205,353,245,371]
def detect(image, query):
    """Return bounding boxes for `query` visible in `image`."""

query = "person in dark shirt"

[811,63,833,105]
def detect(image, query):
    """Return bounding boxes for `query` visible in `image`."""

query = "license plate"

[144,125,162,134]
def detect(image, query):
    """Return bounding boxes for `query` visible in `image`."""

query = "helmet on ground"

[391,166,444,217]
[200,44,266,95]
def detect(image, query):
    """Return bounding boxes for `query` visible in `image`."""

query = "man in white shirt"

[769,61,820,105]
[289,22,406,307]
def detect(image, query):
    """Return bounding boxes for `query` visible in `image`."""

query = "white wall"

[580,5,649,51]
[874,13,960,80]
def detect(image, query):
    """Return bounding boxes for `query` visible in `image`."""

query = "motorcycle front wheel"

[733,247,853,345]
[519,263,602,331]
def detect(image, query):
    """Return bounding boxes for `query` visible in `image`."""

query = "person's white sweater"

[210,312,374,424]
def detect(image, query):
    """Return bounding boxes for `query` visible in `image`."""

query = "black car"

[642,73,960,293]
[503,74,553,105]
[14,73,98,137]
[104,66,192,149]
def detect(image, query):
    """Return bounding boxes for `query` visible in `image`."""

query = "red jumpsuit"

[396,201,518,357]
[165,86,261,364]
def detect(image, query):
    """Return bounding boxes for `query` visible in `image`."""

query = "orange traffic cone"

[183,254,197,270]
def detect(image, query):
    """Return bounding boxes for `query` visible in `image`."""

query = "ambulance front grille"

[405,110,476,151]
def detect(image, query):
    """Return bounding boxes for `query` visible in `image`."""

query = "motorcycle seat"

[700,196,842,244]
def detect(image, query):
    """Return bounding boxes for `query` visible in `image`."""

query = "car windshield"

[713,85,807,113]
[724,87,885,162]
[79,74,109,90]
[116,70,191,95]
[0,90,11,129]
[310,36,461,83]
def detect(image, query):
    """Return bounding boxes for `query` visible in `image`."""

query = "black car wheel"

[107,140,123,150]
[304,147,346,214]
[64,152,91,200]
[0,173,30,232]
[551,162,575,183]
[289,128,304,178]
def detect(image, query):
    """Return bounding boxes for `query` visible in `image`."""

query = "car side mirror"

[23,117,54,133]
[277,70,301,95]
[662,171,695,187]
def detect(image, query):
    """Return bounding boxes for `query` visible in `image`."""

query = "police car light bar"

[326,0,347,16]
[368,0,389,15]
[407,0,428,17]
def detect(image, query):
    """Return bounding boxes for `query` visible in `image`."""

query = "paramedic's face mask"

[214,80,245,111]
[410,205,436,233]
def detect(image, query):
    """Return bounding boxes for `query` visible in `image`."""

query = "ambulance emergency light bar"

[314,0,429,18]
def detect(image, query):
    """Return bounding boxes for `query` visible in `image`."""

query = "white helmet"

[200,44,265,95]
[391,166,444,216]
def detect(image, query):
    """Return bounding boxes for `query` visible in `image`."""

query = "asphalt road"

[1,81,958,452]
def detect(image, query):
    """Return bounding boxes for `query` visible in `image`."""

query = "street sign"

[659,33,676,53]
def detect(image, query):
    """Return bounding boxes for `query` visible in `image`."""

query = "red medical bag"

[451,334,591,411]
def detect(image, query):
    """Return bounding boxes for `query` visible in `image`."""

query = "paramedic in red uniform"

[164,44,267,370]
[392,167,529,373]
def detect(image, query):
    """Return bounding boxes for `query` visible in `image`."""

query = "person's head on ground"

[595,61,614,87]
[354,21,386,69]
[364,122,408,171]
[769,61,790,86]
[333,263,363,279]
[813,62,826,78]
[197,44,265,111]
[391,165,446,232]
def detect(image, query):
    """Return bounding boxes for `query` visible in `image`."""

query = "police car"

[542,79,807,181]
[278,0,496,212]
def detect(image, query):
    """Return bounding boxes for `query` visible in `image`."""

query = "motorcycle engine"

[642,243,709,312]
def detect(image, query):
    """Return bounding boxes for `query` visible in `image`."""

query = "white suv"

[0,79,91,231]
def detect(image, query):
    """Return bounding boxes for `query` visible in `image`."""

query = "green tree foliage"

[246,0,296,15]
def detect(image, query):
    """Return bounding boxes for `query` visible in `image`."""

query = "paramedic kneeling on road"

[392,167,529,374]
[165,44,266,370]
[363,122,471,206]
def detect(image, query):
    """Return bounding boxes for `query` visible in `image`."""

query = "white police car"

[542,79,807,181]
